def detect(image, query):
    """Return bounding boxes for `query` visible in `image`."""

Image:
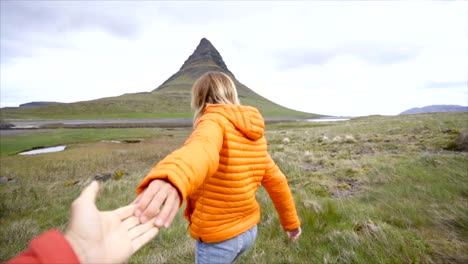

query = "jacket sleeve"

[137,116,224,202]
[262,153,301,231]
[7,230,80,264]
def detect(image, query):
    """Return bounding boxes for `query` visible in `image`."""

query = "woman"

[135,71,301,263]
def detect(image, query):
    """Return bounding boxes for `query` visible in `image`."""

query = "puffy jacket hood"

[204,104,265,140]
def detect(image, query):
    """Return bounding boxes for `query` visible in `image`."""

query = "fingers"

[79,181,99,203]
[132,194,143,205]
[135,181,162,220]
[114,204,137,220]
[131,226,159,253]
[137,180,179,224]
[122,216,140,230]
[128,218,157,239]
[287,227,301,243]
[139,198,162,223]
[163,200,180,228]
[290,234,299,243]
[120,216,159,254]
[154,191,180,228]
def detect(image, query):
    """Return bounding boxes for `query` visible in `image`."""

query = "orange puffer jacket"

[137,104,300,243]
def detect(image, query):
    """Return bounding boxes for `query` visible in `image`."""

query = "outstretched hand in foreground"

[134,179,181,228]
[65,181,159,263]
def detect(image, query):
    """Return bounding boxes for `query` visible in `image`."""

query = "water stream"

[19,146,66,155]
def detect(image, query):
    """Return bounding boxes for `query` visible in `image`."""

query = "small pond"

[19,146,66,155]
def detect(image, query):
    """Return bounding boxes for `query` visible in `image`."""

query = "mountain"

[156,38,232,92]
[1,38,316,120]
[400,105,468,115]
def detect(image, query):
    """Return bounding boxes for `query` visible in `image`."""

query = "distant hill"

[0,38,317,120]
[19,101,59,108]
[400,105,468,115]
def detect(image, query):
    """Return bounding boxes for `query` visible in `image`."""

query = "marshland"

[1,112,466,263]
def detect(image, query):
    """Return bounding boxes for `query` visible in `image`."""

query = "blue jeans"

[196,225,258,264]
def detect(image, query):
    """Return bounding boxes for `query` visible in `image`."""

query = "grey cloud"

[277,49,336,69]
[355,45,420,65]
[425,81,467,89]
[277,44,421,69]
[0,1,262,64]
[1,42,34,62]
[1,1,142,37]
[1,1,146,63]
[154,2,268,25]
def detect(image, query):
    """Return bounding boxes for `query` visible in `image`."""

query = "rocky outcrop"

[156,38,234,91]
[180,38,230,72]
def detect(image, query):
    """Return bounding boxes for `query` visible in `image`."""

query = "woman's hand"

[134,180,181,228]
[286,227,301,243]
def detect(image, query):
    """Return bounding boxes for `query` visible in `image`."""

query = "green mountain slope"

[1,38,318,120]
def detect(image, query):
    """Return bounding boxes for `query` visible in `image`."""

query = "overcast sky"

[1,1,467,116]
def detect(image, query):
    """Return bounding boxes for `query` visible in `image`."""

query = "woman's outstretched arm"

[135,116,224,228]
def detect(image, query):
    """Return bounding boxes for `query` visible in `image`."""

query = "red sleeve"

[7,230,80,264]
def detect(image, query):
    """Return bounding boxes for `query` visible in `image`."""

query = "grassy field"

[0,112,467,263]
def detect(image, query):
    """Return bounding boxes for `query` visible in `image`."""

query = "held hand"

[65,181,159,263]
[286,227,301,243]
[134,180,181,228]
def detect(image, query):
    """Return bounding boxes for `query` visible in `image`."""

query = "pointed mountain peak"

[179,38,229,71]
[154,38,236,91]
[199,37,212,46]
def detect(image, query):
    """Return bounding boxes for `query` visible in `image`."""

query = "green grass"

[0,128,171,155]
[0,112,467,263]
[5,112,193,120]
